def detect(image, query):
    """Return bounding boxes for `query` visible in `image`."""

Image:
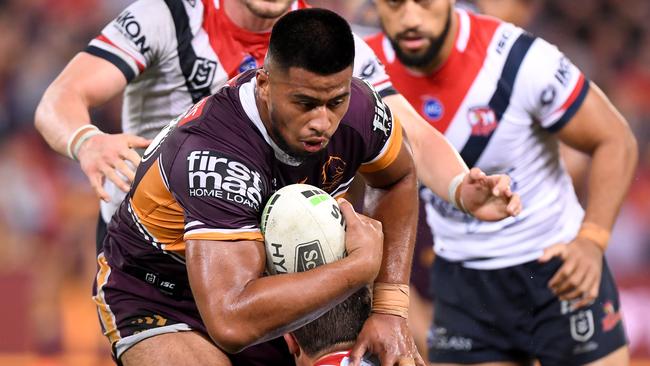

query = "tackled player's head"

[256,8,355,162]
[284,286,372,364]
[375,0,454,71]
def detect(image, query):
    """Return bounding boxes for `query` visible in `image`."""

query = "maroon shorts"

[92,253,294,366]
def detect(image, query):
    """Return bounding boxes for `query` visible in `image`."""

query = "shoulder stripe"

[378,85,398,98]
[164,0,212,103]
[359,116,403,173]
[546,76,589,133]
[96,34,146,72]
[85,45,136,82]
[459,32,536,167]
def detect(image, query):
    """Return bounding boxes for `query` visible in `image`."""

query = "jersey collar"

[239,77,303,167]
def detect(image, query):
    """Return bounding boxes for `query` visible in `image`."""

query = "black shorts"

[411,193,435,301]
[428,256,627,365]
[96,212,107,254]
[92,253,294,366]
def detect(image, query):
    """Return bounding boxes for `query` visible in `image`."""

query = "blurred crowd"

[0,0,648,364]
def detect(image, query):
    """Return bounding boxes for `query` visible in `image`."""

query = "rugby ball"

[261,184,346,275]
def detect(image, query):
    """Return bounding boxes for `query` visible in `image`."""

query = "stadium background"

[0,0,648,365]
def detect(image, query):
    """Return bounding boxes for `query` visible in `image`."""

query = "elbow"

[34,96,48,133]
[623,127,638,170]
[206,319,257,354]
[34,84,59,134]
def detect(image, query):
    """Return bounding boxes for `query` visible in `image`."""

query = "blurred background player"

[283,287,378,366]
[366,0,637,364]
[475,0,592,195]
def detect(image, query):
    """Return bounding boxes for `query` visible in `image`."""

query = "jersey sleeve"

[517,37,590,133]
[85,0,176,82]
[356,81,404,173]
[164,138,268,243]
[352,33,398,98]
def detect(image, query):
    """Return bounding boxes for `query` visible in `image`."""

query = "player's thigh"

[583,345,629,366]
[121,330,231,366]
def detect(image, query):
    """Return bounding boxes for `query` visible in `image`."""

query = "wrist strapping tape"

[447,172,468,213]
[66,124,103,161]
[372,282,410,319]
[578,222,610,252]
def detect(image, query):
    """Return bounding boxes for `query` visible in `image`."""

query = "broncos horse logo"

[321,156,346,191]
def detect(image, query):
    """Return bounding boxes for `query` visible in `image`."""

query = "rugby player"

[366,0,637,364]
[91,8,520,366]
[283,287,378,366]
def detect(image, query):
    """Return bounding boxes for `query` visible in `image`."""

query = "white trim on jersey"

[184,220,204,230]
[239,78,304,167]
[456,9,471,52]
[185,227,262,236]
[381,36,396,64]
[330,175,356,199]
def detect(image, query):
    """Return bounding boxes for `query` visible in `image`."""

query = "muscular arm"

[34,52,127,155]
[556,83,637,230]
[34,53,149,199]
[186,228,379,353]
[362,142,417,284]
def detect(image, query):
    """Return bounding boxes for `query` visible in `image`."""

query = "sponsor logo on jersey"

[321,156,347,191]
[368,84,392,136]
[238,54,258,73]
[570,309,595,342]
[187,151,263,210]
[495,29,513,55]
[189,58,217,90]
[360,60,377,79]
[555,56,572,87]
[467,106,497,136]
[185,0,196,7]
[113,11,151,54]
[601,301,621,332]
[422,97,444,121]
[540,85,557,106]
[295,240,325,272]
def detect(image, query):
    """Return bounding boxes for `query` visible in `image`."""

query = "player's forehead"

[270,66,353,99]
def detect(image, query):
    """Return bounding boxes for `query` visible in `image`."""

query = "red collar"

[314,350,351,366]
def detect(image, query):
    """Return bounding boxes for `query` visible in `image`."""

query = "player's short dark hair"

[292,286,371,356]
[267,8,355,75]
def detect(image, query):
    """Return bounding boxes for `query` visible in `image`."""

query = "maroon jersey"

[103,70,403,286]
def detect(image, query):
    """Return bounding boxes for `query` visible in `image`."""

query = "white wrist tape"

[447,172,468,213]
[66,124,102,161]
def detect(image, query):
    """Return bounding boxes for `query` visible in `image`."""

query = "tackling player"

[367,0,637,365]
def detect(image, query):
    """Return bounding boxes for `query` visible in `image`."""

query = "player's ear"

[256,68,270,101]
[283,333,301,356]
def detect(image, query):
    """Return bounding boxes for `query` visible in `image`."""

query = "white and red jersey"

[86,0,396,222]
[313,350,377,366]
[366,9,589,269]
